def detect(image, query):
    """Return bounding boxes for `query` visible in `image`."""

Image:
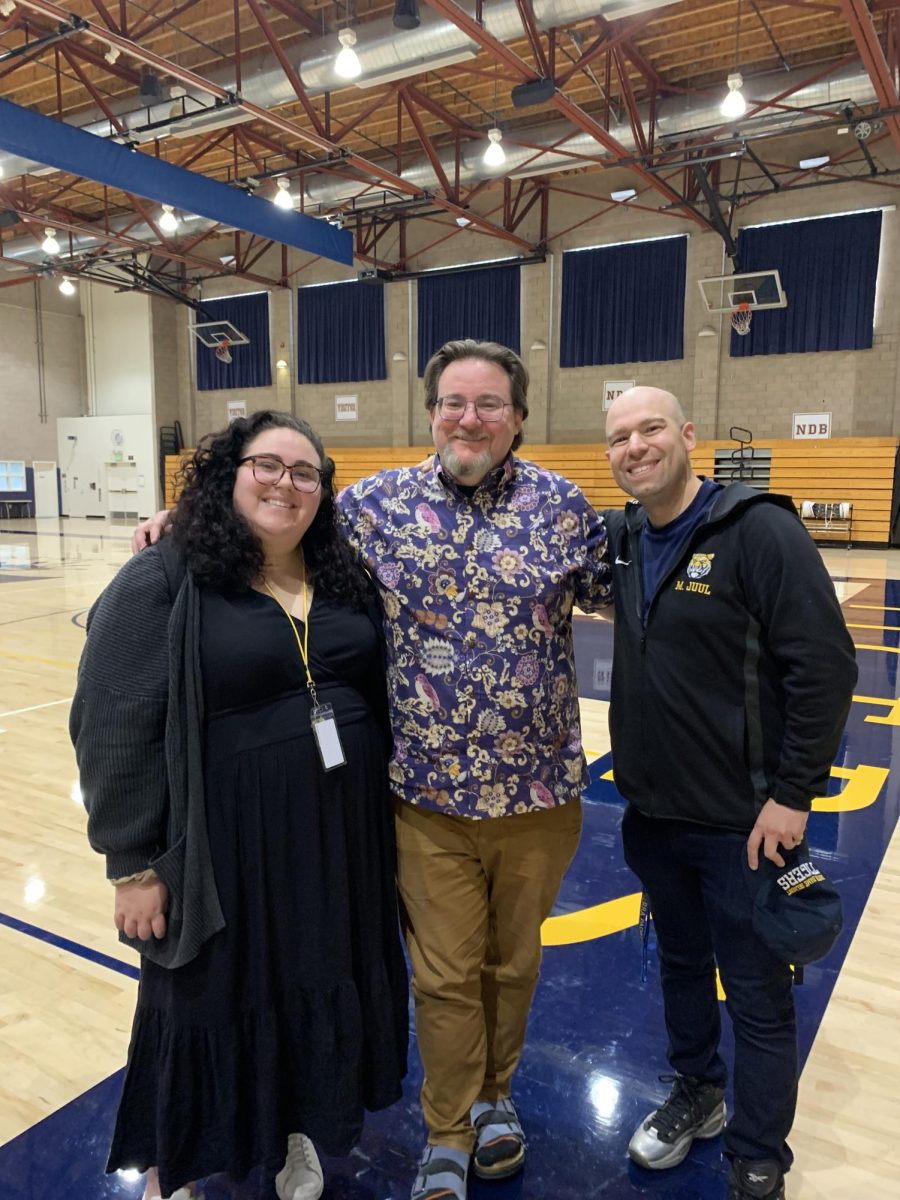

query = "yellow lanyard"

[262,560,318,703]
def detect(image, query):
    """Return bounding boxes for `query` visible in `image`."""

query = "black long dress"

[107,588,409,1197]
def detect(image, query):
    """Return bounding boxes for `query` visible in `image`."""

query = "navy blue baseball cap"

[745,840,843,967]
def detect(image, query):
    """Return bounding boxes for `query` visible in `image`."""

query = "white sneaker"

[275,1133,324,1200]
[140,1166,193,1199]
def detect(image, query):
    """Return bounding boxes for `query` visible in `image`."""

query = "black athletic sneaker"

[728,1157,786,1199]
[628,1074,726,1170]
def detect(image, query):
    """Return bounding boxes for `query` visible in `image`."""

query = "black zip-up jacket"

[604,483,858,833]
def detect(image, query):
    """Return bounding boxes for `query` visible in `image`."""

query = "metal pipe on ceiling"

[0,0,883,264]
[305,60,879,207]
[0,0,676,180]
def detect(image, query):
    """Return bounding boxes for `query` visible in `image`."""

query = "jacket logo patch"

[686,553,714,580]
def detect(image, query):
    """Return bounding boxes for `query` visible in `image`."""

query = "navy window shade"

[297,280,386,384]
[417,264,520,374]
[560,236,686,367]
[731,210,882,357]
[195,292,271,391]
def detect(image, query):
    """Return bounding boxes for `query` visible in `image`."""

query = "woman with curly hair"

[70,411,408,1200]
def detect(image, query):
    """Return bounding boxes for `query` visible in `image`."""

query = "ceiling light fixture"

[482,59,507,170]
[483,127,506,168]
[273,176,294,210]
[798,154,830,170]
[335,28,362,79]
[104,44,120,65]
[610,188,637,202]
[455,214,472,227]
[58,276,76,296]
[0,1,16,16]
[720,1,747,120]
[159,203,179,232]
[393,0,420,29]
[721,73,747,119]
[41,228,60,255]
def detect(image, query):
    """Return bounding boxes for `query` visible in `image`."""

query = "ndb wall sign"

[792,412,831,439]
[603,380,634,410]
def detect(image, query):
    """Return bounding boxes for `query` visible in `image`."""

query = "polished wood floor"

[0,520,898,1198]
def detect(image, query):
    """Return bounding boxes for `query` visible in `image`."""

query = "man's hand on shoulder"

[746,798,808,870]
[132,510,171,554]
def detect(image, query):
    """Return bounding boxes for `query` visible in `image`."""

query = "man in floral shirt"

[133,338,612,1200]
[339,339,612,1200]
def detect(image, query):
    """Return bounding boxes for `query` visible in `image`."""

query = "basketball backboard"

[697,270,787,314]
[189,319,250,348]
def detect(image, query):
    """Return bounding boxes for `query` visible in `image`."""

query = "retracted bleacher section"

[165,437,897,546]
[768,437,896,546]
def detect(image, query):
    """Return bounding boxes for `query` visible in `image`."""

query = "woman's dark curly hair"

[170,410,371,609]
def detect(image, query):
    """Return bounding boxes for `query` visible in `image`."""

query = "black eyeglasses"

[238,455,322,494]
[435,396,513,423]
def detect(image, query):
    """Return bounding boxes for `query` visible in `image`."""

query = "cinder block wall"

[2,171,898,460]
[168,177,900,449]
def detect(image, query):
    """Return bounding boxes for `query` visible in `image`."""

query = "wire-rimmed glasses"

[435,397,512,423]
[238,455,322,493]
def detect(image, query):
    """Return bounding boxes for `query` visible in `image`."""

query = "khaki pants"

[394,799,583,1151]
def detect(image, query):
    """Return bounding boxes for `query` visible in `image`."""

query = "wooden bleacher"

[767,437,896,546]
[165,436,897,545]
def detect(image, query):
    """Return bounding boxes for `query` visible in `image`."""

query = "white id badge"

[310,703,346,771]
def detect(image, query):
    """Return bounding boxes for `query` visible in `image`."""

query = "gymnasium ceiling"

[0,0,898,296]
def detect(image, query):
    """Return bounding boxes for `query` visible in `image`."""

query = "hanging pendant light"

[335,28,361,79]
[41,228,60,255]
[720,0,747,120]
[483,127,506,167]
[159,204,179,232]
[273,177,294,210]
[58,276,76,296]
[720,72,747,119]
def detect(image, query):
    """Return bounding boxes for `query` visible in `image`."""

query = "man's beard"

[441,438,493,482]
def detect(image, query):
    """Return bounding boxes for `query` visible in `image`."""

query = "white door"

[32,461,60,518]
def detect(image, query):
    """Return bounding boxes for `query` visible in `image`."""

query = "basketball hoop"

[731,302,753,336]
[214,337,232,363]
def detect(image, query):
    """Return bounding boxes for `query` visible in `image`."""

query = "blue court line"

[0,912,140,981]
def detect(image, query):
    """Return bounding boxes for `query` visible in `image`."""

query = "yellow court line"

[0,650,78,669]
[846,623,900,632]
[542,892,642,946]
[814,765,889,813]
[854,643,900,655]
[847,604,900,612]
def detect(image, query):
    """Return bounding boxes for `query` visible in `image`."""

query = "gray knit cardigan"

[70,542,224,968]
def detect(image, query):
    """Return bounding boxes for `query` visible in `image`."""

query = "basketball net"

[214,337,233,363]
[731,303,752,336]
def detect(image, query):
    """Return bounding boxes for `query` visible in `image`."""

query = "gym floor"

[0,522,896,1199]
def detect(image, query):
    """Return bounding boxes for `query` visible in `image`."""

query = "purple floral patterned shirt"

[337,454,613,819]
